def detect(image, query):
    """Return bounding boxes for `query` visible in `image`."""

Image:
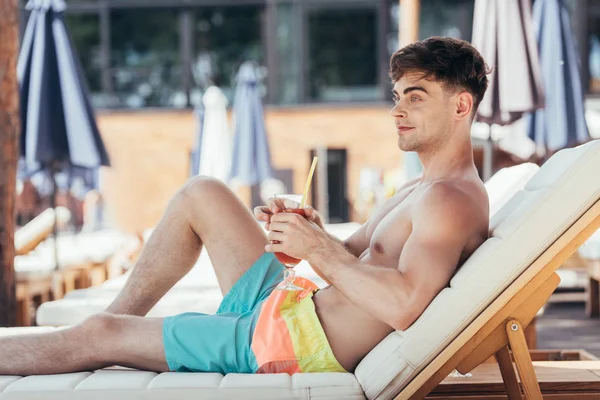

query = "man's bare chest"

[361,188,419,266]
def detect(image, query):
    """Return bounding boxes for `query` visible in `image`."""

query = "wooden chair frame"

[393,197,600,400]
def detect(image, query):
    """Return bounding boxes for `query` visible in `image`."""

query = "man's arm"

[308,183,480,331]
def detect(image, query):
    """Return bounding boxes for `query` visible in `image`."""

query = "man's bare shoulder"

[415,180,489,239]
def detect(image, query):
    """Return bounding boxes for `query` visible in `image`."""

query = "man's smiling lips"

[396,125,415,134]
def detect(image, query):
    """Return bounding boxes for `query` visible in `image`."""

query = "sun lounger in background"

[14,207,71,256]
[14,229,139,326]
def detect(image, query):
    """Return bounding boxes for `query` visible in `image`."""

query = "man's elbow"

[390,309,420,331]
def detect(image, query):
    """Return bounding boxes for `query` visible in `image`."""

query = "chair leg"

[586,277,600,318]
[524,317,537,349]
[51,272,64,300]
[17,297,32,327]
[495,345,522,400]
[506,320,542,400]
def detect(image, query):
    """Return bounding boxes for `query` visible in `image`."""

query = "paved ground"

[537,299,600,357]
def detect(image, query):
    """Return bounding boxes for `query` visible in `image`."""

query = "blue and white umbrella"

[526,0,590,154]
[229,62,274,186]
[18,0,110,177]
[17,0,110,264]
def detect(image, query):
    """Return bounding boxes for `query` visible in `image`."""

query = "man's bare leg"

[106,177,269,316]
[0,313,168,375]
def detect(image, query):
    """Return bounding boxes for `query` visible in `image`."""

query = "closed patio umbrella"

[18,0,110,265]
[526,0,590,155]
[472,0,545,126]
[198,86,231,182]
[229,62,274,187]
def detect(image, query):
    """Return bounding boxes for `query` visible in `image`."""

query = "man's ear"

[455,92,473,120]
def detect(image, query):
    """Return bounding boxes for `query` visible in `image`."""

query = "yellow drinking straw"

[300,156,318,208]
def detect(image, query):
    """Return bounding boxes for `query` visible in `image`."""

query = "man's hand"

[254,198,324,231]
[265,212,330,261]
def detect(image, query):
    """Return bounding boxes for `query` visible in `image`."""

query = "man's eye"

[410,97,421,102]
[393,97,399,104]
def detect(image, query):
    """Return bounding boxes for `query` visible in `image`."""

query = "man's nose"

[390,103,407,118]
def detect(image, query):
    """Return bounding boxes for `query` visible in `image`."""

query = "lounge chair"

[14,229,138,326]
[4,142,598,399]
[14,207,71,256]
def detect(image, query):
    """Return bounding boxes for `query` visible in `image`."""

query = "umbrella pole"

[50,165,59,271]
[482,124,494,182]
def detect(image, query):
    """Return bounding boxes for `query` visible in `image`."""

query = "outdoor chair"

[14,229,138,326]
[2,141,599,399]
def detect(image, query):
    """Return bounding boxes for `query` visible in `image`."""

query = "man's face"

[390,72,456,152]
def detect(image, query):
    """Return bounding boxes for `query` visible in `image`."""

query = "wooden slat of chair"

[505,319,542,399]
[407,271,558,400]
[586,259,600,317]
[15,276,52,326]
[88,262,108,287]
[494,346,521,399]
[456,273,559,374]
[429,359,600,399]
[396,197,600,400]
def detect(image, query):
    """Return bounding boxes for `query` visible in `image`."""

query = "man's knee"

[78,313,124,346]
[176,176,235,213]
[180,176,230,203]
[66,313,124,365]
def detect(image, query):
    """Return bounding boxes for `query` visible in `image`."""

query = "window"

[191,6,264,105]
[388,0,475,58]
[274,2,301,105]
[110,9,181,108]
[64,13,102,105]
[307,7,379,102]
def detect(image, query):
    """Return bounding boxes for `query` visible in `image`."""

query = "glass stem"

[284,266,295,285]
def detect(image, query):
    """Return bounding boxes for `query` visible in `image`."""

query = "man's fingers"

[267,197,286,213]
[254,206,272,222]
[265,243,283,253]
[267,197,301,212]
[271,212,302,223]
[269,221,287,232]
[267,231,285,242]
[303,206,316,220]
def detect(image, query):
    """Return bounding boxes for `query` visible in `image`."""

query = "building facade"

[17,0,597,231]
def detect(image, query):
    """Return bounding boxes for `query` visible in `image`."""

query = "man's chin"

[398,139,417,153]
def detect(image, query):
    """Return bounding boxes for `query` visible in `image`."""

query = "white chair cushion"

[0,328,364,400]
[485,162,539,216]
[0,372,365,400]
[355,141,600,399]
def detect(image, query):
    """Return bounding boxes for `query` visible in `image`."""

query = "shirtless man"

[0,36,490,376]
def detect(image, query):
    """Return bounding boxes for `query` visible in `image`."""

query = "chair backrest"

[485,163,540,217]
[354,140,600,400]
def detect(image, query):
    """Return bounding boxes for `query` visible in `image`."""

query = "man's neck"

[417,131,476,184]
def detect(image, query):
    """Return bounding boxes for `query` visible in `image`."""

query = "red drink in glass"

[273,208,306,266]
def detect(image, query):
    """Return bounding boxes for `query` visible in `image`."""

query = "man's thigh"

[185,178,269,296]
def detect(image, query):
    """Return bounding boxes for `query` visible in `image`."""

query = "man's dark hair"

[389,36,491,114]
